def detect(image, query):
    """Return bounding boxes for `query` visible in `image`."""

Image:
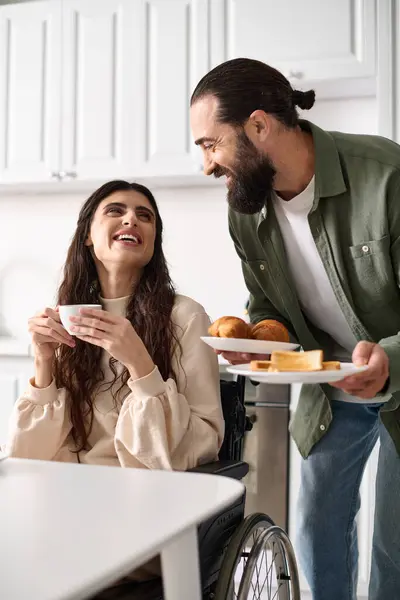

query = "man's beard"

[214,130,276,215]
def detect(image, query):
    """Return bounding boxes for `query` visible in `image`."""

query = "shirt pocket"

[348,235,398,311]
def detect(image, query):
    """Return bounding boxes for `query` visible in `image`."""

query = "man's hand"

[216,350,270,365]
[330,341,389,399]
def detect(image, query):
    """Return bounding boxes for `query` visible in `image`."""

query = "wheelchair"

[95,376,301,600]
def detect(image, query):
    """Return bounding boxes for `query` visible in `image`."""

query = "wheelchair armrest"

[188,460,249,480]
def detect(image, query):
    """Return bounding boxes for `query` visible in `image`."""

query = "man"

[190,57,400,600]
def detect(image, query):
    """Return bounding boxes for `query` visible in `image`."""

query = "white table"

[0,458,244,600]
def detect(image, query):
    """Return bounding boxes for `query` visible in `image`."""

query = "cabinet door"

[61,0,142,181]
[0,363,33,447]
[0,374,17,445]
[225,0,375,85]
[0,1,62,184]
[132,0,209,176]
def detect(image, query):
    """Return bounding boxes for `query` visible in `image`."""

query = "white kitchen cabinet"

[61,0,210,179]
[61,0,139,180]
[377,0,400,143]
[224,0,376,95]
[0,1,62,183]
[131,0,209,176]
[0,375,18,445]
[0,358,34,447]
[0,0,209,185]
[288,384,378,599]
[0,0,378,187]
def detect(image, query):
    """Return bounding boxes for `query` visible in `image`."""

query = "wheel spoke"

[256,549,269,597]
[254,551,263,598]
[215,517,300,600]
[266,548,275,598]
[271,586,281,600]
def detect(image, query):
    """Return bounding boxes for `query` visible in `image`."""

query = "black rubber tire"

[214,513,275,599]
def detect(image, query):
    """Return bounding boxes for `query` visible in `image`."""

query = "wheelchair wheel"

[213,513,300,600]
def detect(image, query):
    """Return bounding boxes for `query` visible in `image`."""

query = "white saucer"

[200,336,299,354]
[226,362,369,384]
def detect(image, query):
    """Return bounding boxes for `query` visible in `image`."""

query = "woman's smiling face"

[85,189,157,270]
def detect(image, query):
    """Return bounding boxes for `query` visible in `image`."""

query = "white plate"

[226,362,369,384]
[200,336,299,354]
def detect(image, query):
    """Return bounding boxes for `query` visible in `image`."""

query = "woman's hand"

[69,308,155,380]
[28,307,75,388]
[28,307,76,361]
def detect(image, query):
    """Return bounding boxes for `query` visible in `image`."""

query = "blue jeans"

[296,400,400,600]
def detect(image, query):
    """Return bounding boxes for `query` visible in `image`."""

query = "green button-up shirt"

[228,120,400,458]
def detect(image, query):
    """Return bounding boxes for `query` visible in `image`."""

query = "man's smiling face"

[190,95,276,214]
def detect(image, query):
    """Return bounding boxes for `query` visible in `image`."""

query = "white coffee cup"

[59,304,102,335]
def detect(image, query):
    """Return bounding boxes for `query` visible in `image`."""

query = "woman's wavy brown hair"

[54,180,179,452]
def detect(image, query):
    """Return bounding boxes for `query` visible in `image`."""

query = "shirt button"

[260,264,265,271]
[320,424,326,431]
[362,245,369,253]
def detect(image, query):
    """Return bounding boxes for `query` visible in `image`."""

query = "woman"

[5,180,224,472]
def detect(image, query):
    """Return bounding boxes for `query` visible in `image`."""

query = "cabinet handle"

[59,171,78,180]
[50,172,62,181]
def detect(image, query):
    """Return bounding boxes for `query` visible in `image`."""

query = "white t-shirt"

[272,177,356,353]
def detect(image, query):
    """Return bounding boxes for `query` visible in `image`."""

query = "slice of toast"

[250,360,272,371]
[270,350,323,372]
[322,361,341,370]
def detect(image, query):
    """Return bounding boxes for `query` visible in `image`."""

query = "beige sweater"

[5,294,224,471]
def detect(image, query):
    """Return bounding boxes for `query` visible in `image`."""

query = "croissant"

[208,316,251,339]
[251,319,290,343]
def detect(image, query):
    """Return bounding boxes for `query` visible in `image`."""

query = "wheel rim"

[237,526,300,600]
[232,522,275,599]
[214,514,300,600]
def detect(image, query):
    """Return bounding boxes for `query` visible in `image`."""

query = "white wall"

[0,97,378,342]
[305,95,378,134]
[0,185,246,340]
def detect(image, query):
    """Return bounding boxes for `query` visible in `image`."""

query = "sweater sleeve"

[114,311,224,470]
[5,379,72,461]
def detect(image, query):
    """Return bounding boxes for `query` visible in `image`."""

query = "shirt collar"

[301,119,346,199]
[259,120,346,222]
